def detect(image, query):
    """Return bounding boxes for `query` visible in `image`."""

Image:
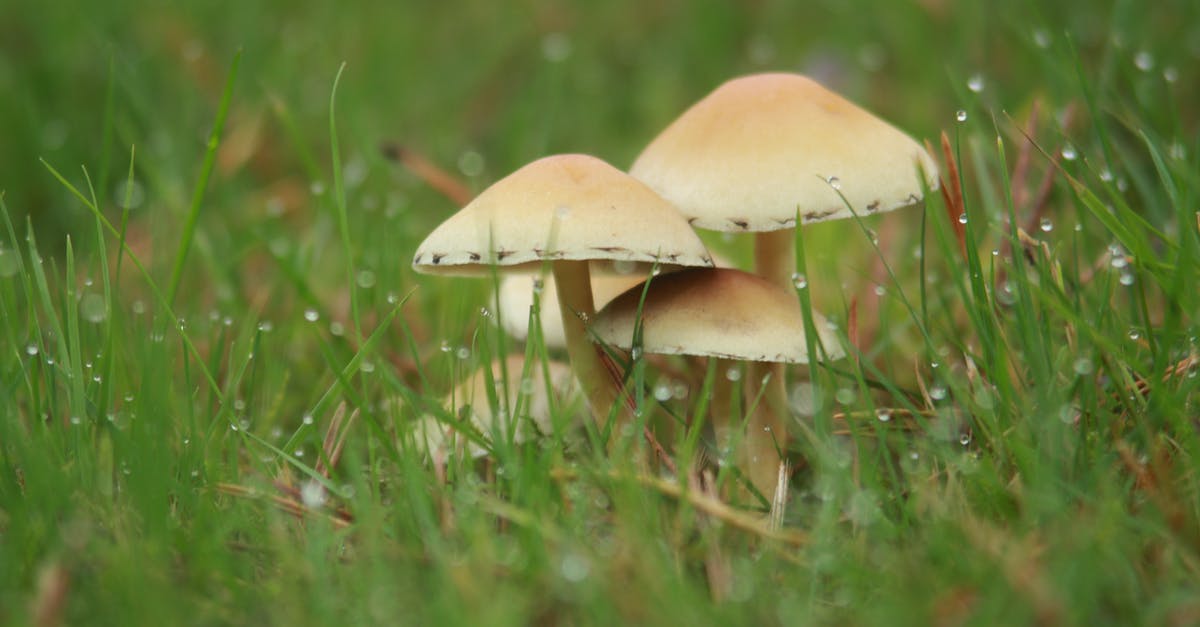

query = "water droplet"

[1073,358,1094,375]
[826,176,841,190]
[1134,50,1154,72]
[959,433,972,446]
[653,383,672,402]
[230,423,240,432]
[835,387,856,405]
[132,300,146,315]
[541,32,572,63]
[1168,142,1186,160]
[873,285,886,297]
[1061,144,1077,161]
[457,150,485,177]
[630,347,643,361]
[355,270,377,289]
[386,292,399,304]
[559,553,590,582]
[957,213,968,225]
[69,416,82,425]
[329,321,345,336]
[1032,29,1050,48]
[967,73,985,93]
[302,413,314,425]
[310,181,326,196]
[439,340,452,353]
[791,272,808,289]
[1119,272,1135,286]
[956,109,968,123]
[300,480,327,509]
[1039,218,1053,233]
[304,309,320,322]
[479,307,491,318]
[455,346,470,360]
[1163,66,1179,83]
[234,399,246,411]
[1099,168,1114,182]
[361,361,376,373]
[1128,329,1141,341]
[1111,255,1129,269]
[26,344,39,356]
[725,366,742,382]
[257,321,273,332]
[930,385,948,401]
[991,249,1000,257]
[876,409,892,422]
[114,179,145,210]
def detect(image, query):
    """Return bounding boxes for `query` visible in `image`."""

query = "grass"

[3,0,1200,624]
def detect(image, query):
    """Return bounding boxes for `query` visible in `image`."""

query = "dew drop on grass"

[930,385,948,401]
[1061,144,1078,160]
[826,176,841,190]
[967,73,985,92]
[457,150,484,177]
[1039,218,1053,233]
[361,361,376,373]
[1073,358,1095,375]
[301,480,327,509]
[302,413,314,425]
[956,109,968,122]
[1032,29,1050,48]
[957,213,968,224]
[559,553,590,583]
[873,285,886,297]
[1111,255,1129,269]
[1133,50,1154,72]
[630,347,643,361]
[835,387,856,405]
[257,321,273,332]
[959,433,972,446]
[1129,329,1141,341]
[653,383,672,402]
[876,409,892,422]
[329,321,345,336]
[725,367,742,382]
[541,32,572,63]
[70,416,81,425]
[1119,272,1135,286]
[304,309,320,322]
[1099,168,1114,182]
[356,270,377,289]
[132,300,146,315]
[791,272,807,289]
[1163,66,1179,83]
[455,347,470,360]
[26,344,39,356]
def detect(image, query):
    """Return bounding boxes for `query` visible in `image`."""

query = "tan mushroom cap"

[413,154,714,275]
[630,73,939,232]
[411,356,580,460]
[591,268,845,363]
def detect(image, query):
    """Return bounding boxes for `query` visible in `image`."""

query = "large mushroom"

[591,268,843,495]
[629,73,938,470]
[413,153,714,430]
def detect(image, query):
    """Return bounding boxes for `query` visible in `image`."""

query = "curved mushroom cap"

[591,268,845,363]
[411,356,580,459]
[630,73,939,232]
[413,154,714,275]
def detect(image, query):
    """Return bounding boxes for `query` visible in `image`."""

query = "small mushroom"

[591,268,843,495]
[410,356,580,460]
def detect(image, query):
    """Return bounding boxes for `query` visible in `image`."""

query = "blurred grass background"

[3,0,1200,624]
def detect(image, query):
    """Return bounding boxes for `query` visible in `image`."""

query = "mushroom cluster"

[411,72,937,496]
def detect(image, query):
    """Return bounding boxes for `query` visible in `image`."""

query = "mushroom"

[410,356,580,461]
[495,252,735,349]
[496,273,646,349]
[629,72,938,468]
[413,153,714,430]
[590,267,843,494]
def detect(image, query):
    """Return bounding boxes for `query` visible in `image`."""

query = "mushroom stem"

[552,260,622,433]
[747,228,797,496]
